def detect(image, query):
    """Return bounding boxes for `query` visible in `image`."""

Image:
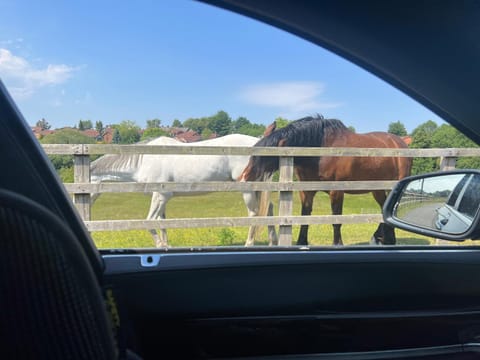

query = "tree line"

[387,120,480,174]
[35,110,292,145]
[35,113,479,182]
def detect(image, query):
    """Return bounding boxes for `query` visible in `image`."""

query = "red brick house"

[31,126,55,139]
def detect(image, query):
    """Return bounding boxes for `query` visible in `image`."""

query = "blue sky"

[0,0,443,134]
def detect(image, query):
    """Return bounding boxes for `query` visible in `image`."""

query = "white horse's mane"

[90,137,181,181]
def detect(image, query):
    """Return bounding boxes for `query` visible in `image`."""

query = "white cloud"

[0,48,79,98]
[240,81,342,116]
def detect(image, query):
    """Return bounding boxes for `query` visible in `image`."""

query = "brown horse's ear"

[278,138,287,147]
[264,121,277,137]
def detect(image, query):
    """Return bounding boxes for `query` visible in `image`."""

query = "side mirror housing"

[383,170,480,241]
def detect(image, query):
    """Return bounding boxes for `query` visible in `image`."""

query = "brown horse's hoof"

[370,236,383,246]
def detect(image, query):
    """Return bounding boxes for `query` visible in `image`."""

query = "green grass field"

[89,191,456,249]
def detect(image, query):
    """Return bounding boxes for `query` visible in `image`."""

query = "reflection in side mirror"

[384,171,480,241]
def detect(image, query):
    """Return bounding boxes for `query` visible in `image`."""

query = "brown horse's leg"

[330,190,344,246]
[371,191,396,245]
[297,191,317,245]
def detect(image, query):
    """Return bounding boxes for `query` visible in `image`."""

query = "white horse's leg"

[243,191,258,247]
[146,192,171,248]
[243,191,278,246]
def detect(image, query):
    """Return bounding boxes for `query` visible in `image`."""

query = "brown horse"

[239,115,412,246]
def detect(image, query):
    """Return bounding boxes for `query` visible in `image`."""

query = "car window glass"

[457,175,480,218]
[447,175,469,207]
[2,1,478,249]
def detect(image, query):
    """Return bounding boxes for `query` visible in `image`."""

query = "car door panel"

[103,249,480,358]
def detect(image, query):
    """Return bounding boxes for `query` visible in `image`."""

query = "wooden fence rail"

[42,144,480,157]
[42,144,480,245]
[64,180,398,193]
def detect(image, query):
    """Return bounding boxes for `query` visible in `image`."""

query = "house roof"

[175,130,202,143]
[83,129,100,138]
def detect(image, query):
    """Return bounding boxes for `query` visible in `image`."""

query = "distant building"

[31,124,219,144]
[31,126,55,139]
[166,127,218,143]
[102,127,114,143]
[82,129,100,139]
[175,130,202,143]
[167,127,189,137]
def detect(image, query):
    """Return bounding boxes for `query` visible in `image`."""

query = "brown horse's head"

[263,121,277,137]
[239,155,279,182]
[239,142,280,182]
[239,115,343,181]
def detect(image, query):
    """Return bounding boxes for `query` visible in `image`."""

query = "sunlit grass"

[90,191,447,249]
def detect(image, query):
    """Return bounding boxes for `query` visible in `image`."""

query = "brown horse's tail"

[258,190,270,217]
[251,190,271,241]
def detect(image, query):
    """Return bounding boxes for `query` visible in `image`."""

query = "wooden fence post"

[439,156,457,171]
[73,147,91,221]
[278,156,294,245]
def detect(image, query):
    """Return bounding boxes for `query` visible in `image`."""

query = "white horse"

[90,134,278,247]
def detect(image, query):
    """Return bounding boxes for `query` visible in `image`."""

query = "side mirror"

[383,170,480,241]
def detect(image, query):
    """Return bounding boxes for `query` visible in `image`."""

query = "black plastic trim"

[103,248,480,274]
[221,343,480,359]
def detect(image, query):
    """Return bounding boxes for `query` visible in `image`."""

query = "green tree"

[431,124,480,169]
[36,118,51,130]
[208,110,232,136]
[146,118,161,129]
[95,120,104,133]
[183,117,210,134]
[78,119,93,130]
[172,119,182,127]
[141,127,168,141]
[388,121,407,136]
[411,128,432,149]
[233,116,250,132]
[410,120,439,175]
[274,117,290,129]
[410,128,438,175]
[411,120,438,138]
[41,128,95,145]
[112,120,141,144]
[201,128,213,139]
[95,121,104,140]
[236,123,265,137]
[347,126,356,133]
[431,124,476,148]
[231,116,265,136]
[112,128,121,144]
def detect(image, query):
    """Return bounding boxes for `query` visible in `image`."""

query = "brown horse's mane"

[256,115,348,148]
[242,115,349,181]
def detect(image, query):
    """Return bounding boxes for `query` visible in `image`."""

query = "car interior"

[3,1,480,359]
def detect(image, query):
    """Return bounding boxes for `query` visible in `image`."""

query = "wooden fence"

[42,144,480,245]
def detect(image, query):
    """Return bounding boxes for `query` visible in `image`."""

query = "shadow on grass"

[351,237,431,246]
